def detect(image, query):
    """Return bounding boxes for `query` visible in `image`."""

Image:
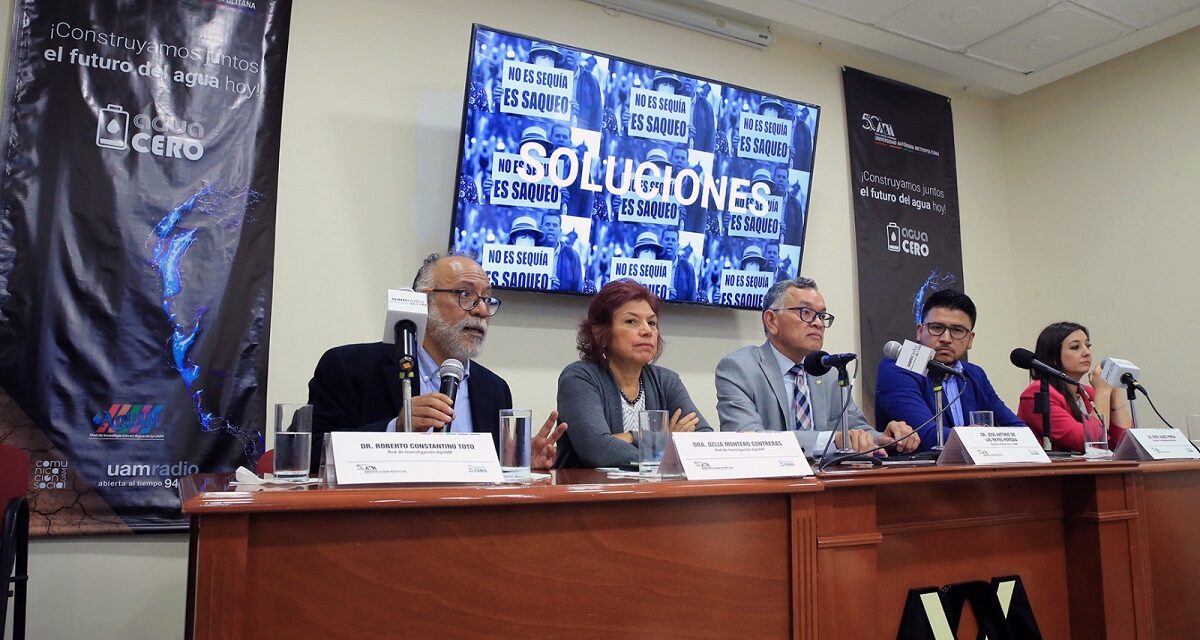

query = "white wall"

[5,535,190,640]
[22,1,1198,639]
[1000,26,1200,434]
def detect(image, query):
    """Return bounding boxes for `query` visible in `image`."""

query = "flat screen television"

[449,24,820,310]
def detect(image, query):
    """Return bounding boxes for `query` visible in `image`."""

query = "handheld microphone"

[802,350,856,377]
[1010,348,1080,387]
[883,340,964,379]
[435,358,465,432]
[438,358,465,402]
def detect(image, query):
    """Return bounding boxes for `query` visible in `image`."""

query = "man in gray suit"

[715,277,919,456]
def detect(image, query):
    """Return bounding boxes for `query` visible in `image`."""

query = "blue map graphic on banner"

[149,185,263,455]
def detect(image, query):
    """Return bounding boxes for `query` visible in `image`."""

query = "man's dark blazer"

[875,357,1024,453]
[305,341,513,472]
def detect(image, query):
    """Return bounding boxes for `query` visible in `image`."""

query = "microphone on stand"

[1010,347,1077,452]
[382,289,429,432]
[801,350,857,377]
[882,340,965,453]
[883,340,964,379]
[1102,359,1144,428]
[394,320,419,375]
[1118,372,1180,429]
[1010,348,1081,386]
[800,350,864,462]
[1120,372,1146,394]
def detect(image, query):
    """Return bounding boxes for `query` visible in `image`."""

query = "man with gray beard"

[306,254,566,472]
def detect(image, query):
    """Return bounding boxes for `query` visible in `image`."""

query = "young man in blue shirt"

[875,289,1023,451]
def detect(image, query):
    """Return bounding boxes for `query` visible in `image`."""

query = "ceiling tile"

[879,0,1053,51]
[1073,0,1200,29]
[790,0,916,24]
[966,3,1128,72]
[709,0,1200,94]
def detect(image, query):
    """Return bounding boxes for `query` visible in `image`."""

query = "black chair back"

[0,444,30,640]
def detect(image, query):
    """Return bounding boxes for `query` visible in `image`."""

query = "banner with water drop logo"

[842,68,964,420]
[0,0,291,534]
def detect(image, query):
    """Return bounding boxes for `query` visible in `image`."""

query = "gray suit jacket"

[715,341,874,455]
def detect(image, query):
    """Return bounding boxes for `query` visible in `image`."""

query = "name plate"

[937,427,1051,465]
[661,432,813,480]
[1113,428,1200,460]
[328,432,503,485]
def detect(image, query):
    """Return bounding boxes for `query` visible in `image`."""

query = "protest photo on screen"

[449,24,820,310]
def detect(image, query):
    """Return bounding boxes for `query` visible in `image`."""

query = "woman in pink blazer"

[1017,322,1131,452]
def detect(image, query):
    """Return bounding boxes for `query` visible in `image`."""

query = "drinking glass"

[273,404,313,481]
[499,409,533,477]
[638,410,670,475]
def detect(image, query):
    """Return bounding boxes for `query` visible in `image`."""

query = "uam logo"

[861,113,895,138]
[95,104,206,161]
[91,404,166,439]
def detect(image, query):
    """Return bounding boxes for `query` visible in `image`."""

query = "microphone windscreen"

[438,358,465,382]
[802,351,831,377]
[883,341,902,360]
[1010,348,1035,369]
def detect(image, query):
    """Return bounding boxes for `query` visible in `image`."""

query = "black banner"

[0,0,291,534]
[842,68,964,419]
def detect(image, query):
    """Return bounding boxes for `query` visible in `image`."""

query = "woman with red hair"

[556,279,710,468]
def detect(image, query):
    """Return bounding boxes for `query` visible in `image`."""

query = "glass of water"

[1187,415,1200,443]
[499,409,533,477]
[968,410,994,428]
[638,410,669,475]
[273,404,312,481]
[1083,416,1111,460]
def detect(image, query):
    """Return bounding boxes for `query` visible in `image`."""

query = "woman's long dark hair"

[1033,321,1089,423]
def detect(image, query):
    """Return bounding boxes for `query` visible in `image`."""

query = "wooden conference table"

[182,459,1200,639]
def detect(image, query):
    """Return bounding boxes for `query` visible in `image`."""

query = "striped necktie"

[788,365,814,430]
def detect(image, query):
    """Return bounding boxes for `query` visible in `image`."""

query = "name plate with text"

[1113,428,1200,460]
[328,432,503,485]
[937,427,1050,465]
[661,432,813,480]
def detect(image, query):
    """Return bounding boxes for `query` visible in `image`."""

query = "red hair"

[577,279,664,363]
